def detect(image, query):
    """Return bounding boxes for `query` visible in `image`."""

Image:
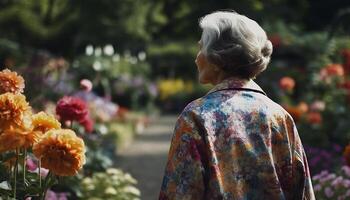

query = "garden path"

[115,115,177,200]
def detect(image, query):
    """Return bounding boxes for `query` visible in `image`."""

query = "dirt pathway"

[115,115,177,200]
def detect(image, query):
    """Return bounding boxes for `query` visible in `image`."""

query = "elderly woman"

[159,11,315,200]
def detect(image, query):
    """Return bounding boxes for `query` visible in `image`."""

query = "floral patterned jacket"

[159,78,315,200]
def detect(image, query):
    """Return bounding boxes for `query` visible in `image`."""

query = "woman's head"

[195,10,273,84]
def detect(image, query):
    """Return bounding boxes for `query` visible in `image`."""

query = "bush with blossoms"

[257,21,350,199]
[72,46,158,111]
[0,69,85,199]
[0,69,140,200]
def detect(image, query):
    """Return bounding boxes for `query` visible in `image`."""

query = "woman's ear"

[211,64,221,72]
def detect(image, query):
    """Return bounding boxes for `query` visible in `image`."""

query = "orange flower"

[0,93,31,130]
[297,102,308,113]
[0,126,40,153]
[283,102,308,122]
[32,111,61,134]
[0,69,25,94]
[33,129,85,176]
[279,77,295,91]
[307,112,322,125]
[344,144,350,166]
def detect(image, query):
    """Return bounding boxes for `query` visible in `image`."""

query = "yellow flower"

[0,93,31,130]
[32,111,61,134]
[33,129,86,176]
[0,69,25,94]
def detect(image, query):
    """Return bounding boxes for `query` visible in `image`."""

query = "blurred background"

[1,0,350,199]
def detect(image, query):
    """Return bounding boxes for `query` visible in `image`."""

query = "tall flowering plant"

[0,69,86,199]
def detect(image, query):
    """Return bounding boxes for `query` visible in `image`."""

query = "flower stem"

[39,159,42,188]
[23,148,27,187]
[40,171,52,200]
[13,149,19,199]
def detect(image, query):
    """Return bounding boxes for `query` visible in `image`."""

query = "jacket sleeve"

[159,111,206,200]
[289,118,316,200]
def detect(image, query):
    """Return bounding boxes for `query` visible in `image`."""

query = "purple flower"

[319,173,336,183]
[45,190,57,200]
[342,165,350,177]
[333,144,343,152]
[342,179,350,187]
[331,176,344,187]
[147,83,158,97]
[324,187,334,198]
[313,184,322,191]
[45,190,69,200]
[131,76,144,87]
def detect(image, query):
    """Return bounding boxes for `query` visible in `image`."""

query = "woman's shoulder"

[181,95,218,115]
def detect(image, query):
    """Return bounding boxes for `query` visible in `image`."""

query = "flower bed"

[0,69,141,199]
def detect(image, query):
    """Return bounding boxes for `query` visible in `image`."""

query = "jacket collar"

[207,77,266,96]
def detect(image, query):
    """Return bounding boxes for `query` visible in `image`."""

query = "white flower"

[113,54,120,62]
[138,51,146,61]
[93,61,102,71]
[85,45,94,56]
[104,45,114,56]
[82,177,93,185]
[99,124,108,135]
[123,186,141,196]
[105,187,117,195]
[129,57,138,64]
[94,47,102,57]
[106,168,122,175]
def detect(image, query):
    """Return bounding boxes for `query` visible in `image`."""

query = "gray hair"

[199,11,273,79]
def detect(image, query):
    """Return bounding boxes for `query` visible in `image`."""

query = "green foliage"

[80,168,140,200]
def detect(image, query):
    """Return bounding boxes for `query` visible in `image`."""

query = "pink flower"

[80,79,93,92]
[310,100,326,112]
[26,157,37,171]
[45,190,69,200]
[45,190,57,200]
[40,168,49,178]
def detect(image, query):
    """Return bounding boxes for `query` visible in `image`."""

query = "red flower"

[116,106,129,120]
[339,81,350,103]
[279,76,295,91]
[341,49,350,74]
[269,34,282,49]
[307,112,322,125]
[56,96,88,122]
[79,116,94,133]
[320,64,344,80]
[344,144,350,166]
